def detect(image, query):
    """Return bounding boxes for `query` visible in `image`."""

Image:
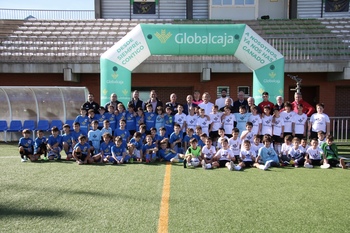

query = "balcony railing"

[0,8,94,20]
[0,34,349,63]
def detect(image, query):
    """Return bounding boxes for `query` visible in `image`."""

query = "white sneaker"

[229,161,235,171]
[258,164,265,170]
[304,163,313,168]
[201,160,206,170]
[264,161,272,170]
[21,158,27,162]
[235,165,242,171]
[321,163,330,169]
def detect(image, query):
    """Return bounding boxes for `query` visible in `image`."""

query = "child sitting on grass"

[128,132,144,162]
[321,135,346,169]
[254,134,280,170]
[201,137,216,169]
[184,138,202,168]
[34,130,47,161]
[73,135,93,165]
[158,139,185,163]
[238,140,256,169]
[143,135,158,163]
[47,126,63,160]
[288,137,307,168]
[92,133,114,163]
[305,138,324,168]
[213,138,241,171]
[18,129,35,162]
[111,136,127,165]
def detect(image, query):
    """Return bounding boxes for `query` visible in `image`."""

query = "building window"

[212,0,255,5]
[217,86,230,99]
[235,0,255,5]
[237,86,250,97]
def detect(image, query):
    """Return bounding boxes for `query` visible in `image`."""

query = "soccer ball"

[190,158,200,167]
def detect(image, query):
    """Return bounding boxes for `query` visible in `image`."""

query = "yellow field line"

[157,162,172,233]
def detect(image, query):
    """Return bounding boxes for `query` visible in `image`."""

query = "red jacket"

[291,99,315,117]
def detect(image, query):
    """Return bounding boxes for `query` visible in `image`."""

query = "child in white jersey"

[305,138,324,168]
[201,137,217,169]
[213,138,241,171]
[228,128,241,162]
[239,140,256,169]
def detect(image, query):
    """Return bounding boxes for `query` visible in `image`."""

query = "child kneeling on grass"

[73,135,93,165]
[254,134,280,170]
[321,135,346,169]
[18,129,35,162]
[213,138,241,171]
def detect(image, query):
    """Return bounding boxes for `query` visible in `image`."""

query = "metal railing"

[0,35,349,63]
[331,117,349,143]
[0,9,94,20]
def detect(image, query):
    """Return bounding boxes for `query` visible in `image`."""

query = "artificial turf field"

[1,142,350,233]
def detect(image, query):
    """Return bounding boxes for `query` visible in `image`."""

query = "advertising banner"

[101,24,284,107]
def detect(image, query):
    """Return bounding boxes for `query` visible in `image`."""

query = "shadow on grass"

[0,205,71,219]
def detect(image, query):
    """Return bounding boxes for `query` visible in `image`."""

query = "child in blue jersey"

[183,128,195,150]
[47,126,63,160]
[74,108,89,135]
[18,129,35,162]
[158,139,185,162]
[155,106,165,132]
[73,135,93,165]
[169,123,183,153]
[138,123,147,144]
[157,127,167,144]
[255,134,280,170]
[115,103,126,129]
[143,135,159,163]
[71,122,87,148]
[125,103,137,136]
[105,105,116,132]
[198,133,207,148]
[62,124,73,160]
[164,106,174,137]
[111,136,127,164]
[150,127,159,145]
[88,109,99,131]
[100,120,112,136]
[93,133,114,163]
[114,119,130,147]
[144,103,156,134]
[97,107,107,130]
[135,107,144,131]
[128,132,144,162]
[88,120,102,155]
[34,130,47,160]
[234,105,251,137]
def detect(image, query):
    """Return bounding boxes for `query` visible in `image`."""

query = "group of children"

[18,113,347,170]
[17,97,347,169]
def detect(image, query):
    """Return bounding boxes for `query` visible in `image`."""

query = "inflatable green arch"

[100,24,284,106]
